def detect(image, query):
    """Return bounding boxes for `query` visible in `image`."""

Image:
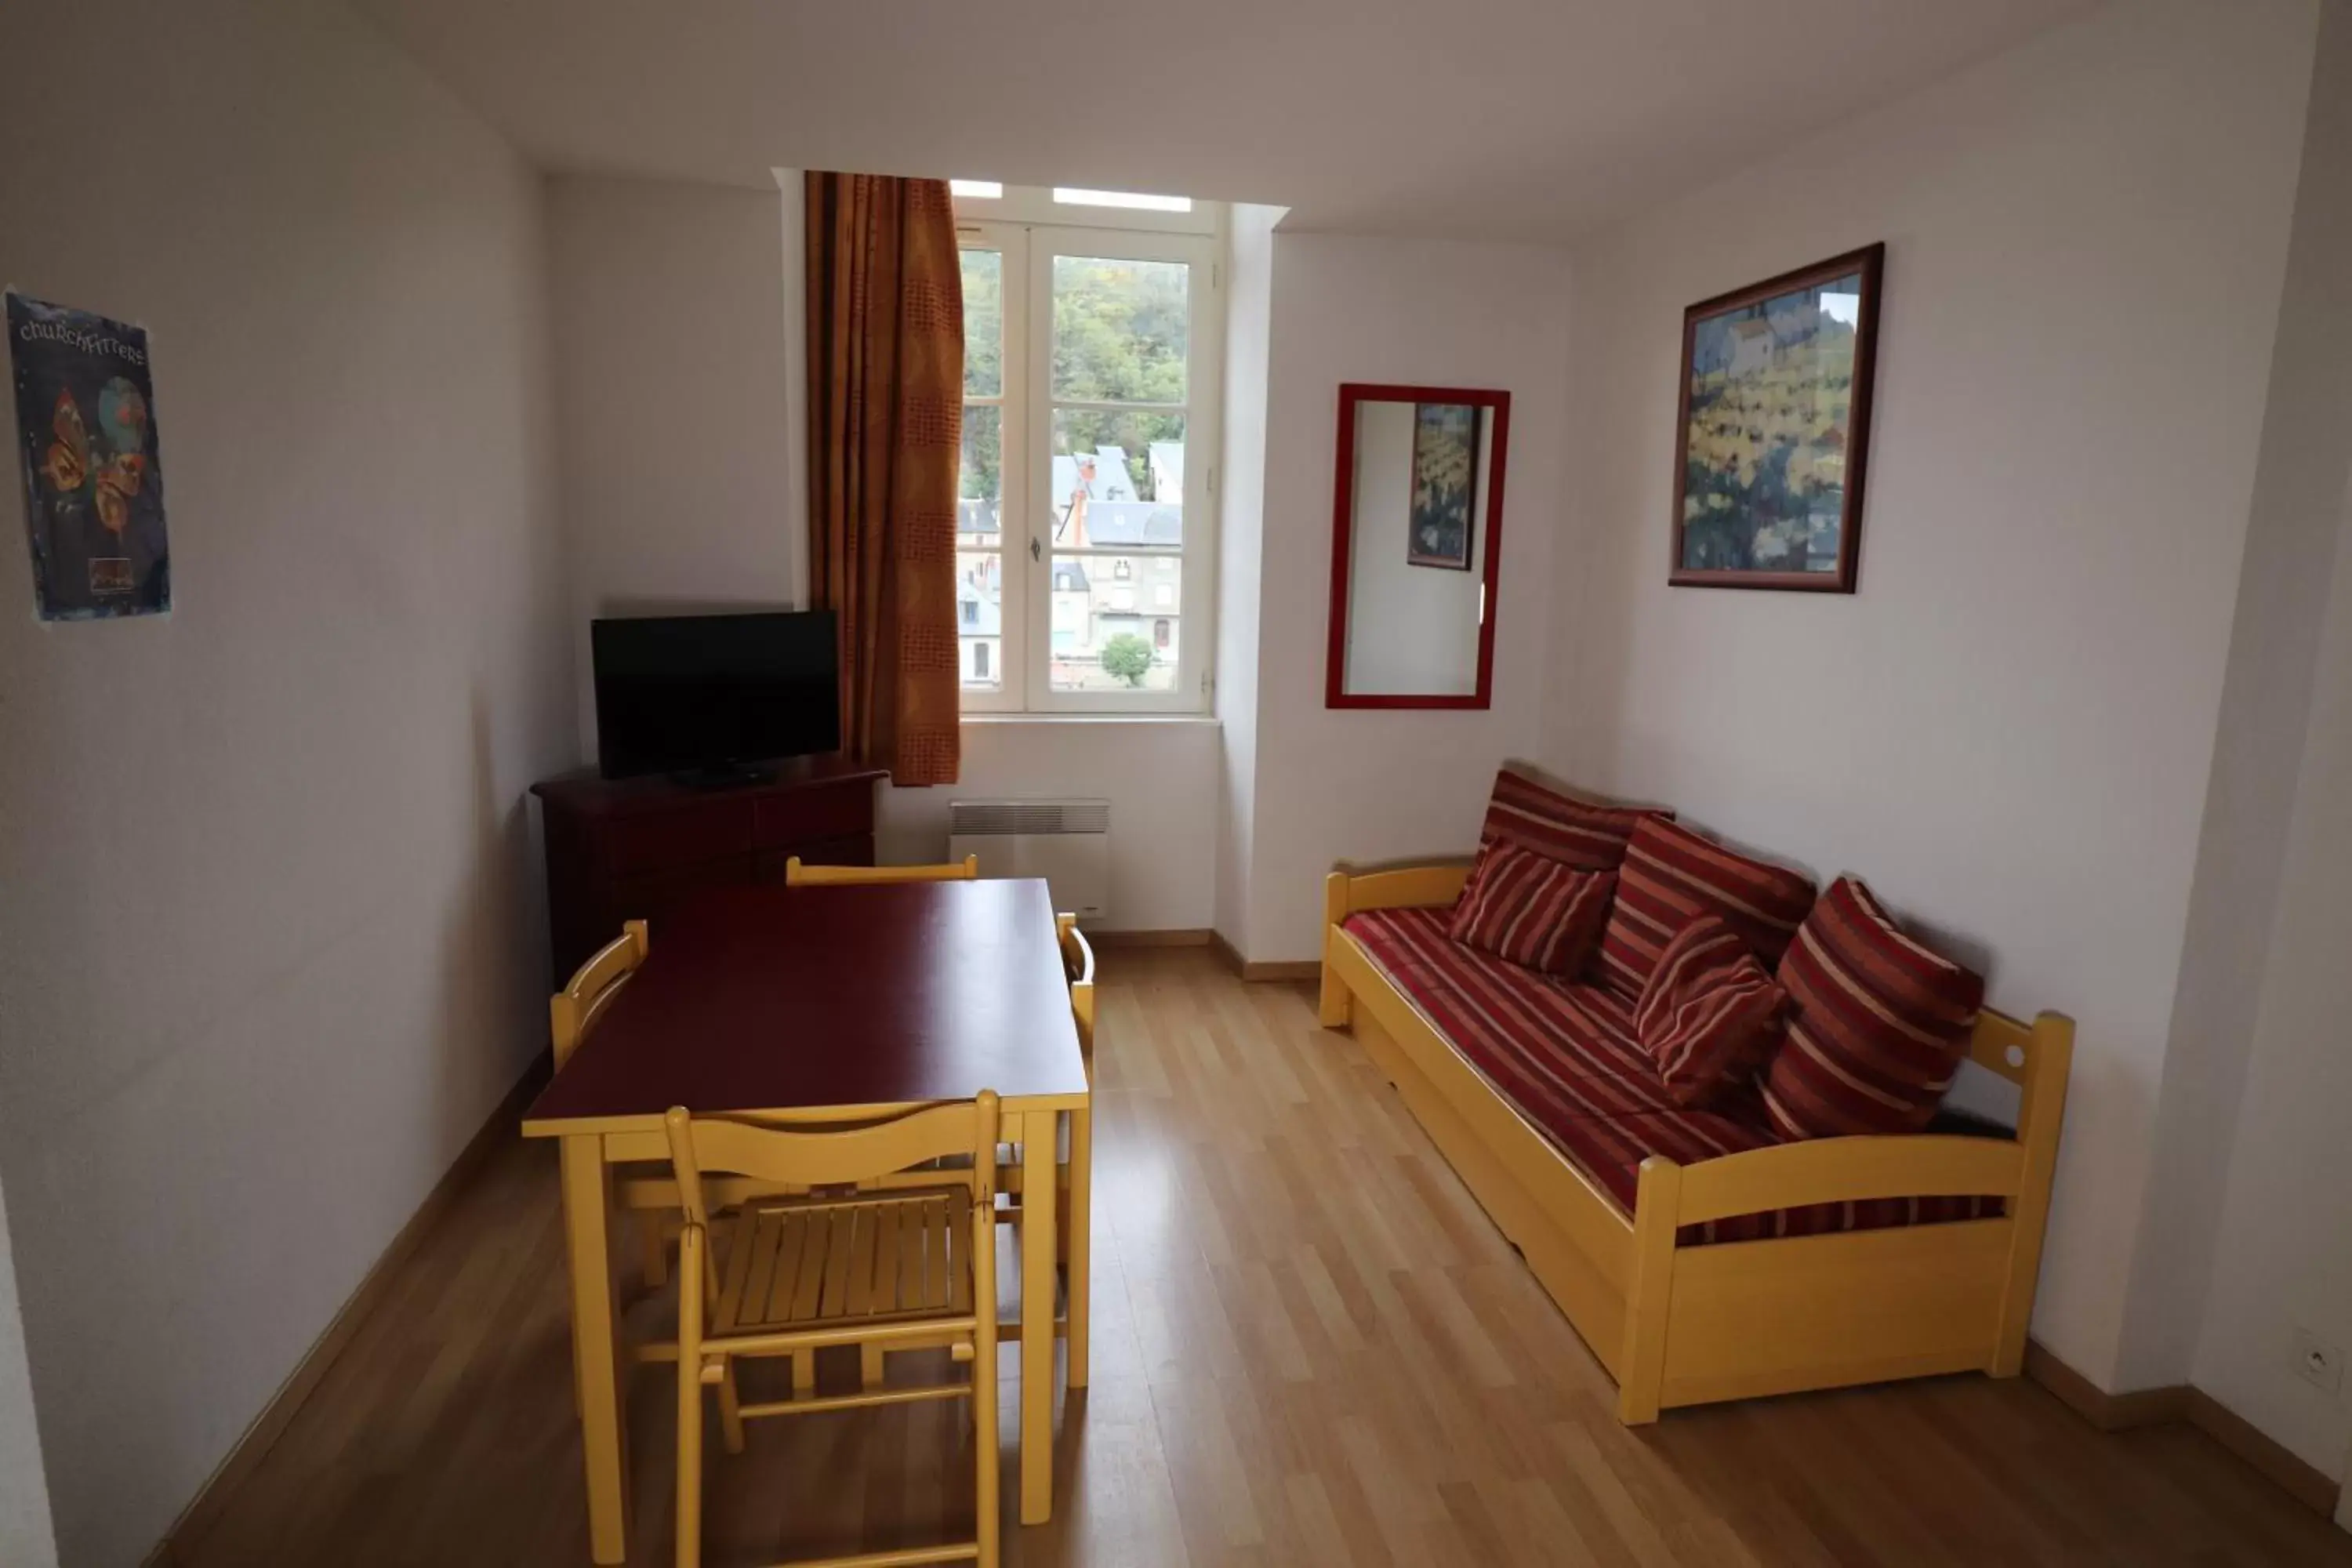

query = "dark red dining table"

[523,877,1089,1561]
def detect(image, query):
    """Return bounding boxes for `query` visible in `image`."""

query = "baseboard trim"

[1207,931,1321,983]
[147,1056,550,1566]
[2024,1341,2340,1516]
[2184,1388,2343,1518]
[1088,927,1214,949]
[2023,1341,2189,1431]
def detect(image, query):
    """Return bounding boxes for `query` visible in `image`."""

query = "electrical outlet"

[2290,1328,2343,1396]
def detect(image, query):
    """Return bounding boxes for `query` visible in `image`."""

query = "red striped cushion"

[1762,876,1985,1140]
[1594,816,1817,1001]
[1634,915,1787,1105]
[1447,841,1615,975]
[1479,767,1670,873]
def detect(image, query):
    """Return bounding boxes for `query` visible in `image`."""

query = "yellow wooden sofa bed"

[1319,862,2074,1425]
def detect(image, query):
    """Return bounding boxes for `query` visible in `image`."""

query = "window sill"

[960,712,1220,728]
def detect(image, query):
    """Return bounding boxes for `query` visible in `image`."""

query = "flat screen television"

[590,611,840,782]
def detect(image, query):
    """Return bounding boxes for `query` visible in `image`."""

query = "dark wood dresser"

[532,755,886,983]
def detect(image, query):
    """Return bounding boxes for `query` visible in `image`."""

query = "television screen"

[590,611,840,780]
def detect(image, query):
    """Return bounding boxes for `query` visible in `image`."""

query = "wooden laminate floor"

[176,948,2352,1567]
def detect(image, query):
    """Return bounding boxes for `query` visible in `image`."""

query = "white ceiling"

[356,0,2096,242]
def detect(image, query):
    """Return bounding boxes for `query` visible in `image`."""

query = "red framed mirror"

[1325,383,1511,710]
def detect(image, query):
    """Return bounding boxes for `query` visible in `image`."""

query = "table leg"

[1066,1105,1091,1388]
[1021,1115,1057,1525]
[560,1134,630,1563]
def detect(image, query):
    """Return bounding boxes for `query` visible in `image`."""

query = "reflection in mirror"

[1327,385,1509,708]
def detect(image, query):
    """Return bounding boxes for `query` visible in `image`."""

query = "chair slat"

[898,1200,926,1315]
[947,1189,973,1315]
[739,1210,783,1324]
[821,1210,858,1319]
[764,1211,811,1327]
[790,1213,829,1322]
[845,1206,879,1319]
[870,1203,901,1317]
[717,1211,759,1330]
[925,1197,951,1310]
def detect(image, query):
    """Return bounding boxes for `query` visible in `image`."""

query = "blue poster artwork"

[9,292,170,619]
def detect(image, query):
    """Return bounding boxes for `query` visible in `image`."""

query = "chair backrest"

[784,855,980,887]
[662,1095,1001,1231]
[1056,913,1095,1067]
[550,919,648,1069]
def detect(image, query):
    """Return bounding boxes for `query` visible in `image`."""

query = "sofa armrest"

[1324,862,1472,922]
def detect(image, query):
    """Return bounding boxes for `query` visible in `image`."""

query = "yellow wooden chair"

[550,920,682,1291]
[988,914,1096,1381]
[663,1095,1002,1568]
[782,854,979,886]
[1053,914,1094,1382]
[549,919,648,1069]
[1056,912,1095,1068]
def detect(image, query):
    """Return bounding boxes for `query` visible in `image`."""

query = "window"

[955,187,1219,713]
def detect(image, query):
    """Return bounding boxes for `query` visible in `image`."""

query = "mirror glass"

[1329,387,1507,707]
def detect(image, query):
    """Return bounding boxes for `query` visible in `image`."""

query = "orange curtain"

[804,172,964,786]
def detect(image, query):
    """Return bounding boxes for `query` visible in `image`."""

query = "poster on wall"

[8,291,170,620]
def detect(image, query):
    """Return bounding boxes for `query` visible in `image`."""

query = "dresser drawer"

[611,856,757,922]
[606,801,754,877]
[752,780,873,848]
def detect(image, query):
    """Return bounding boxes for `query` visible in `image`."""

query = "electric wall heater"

[947,798,1111,920]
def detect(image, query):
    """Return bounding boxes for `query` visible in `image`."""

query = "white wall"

[1239,232,1572,961]
[1339,398,1490,697]
[877,720,1219,931]
[1538,0,2317,1387]
[2180,7,2352,1461]
[1214,205,1283,953]
[547,174,797,763]
[0,1,574,1560]
[0,1179,58,1568]
[2189,474,2352,1478]
[2120,0,2352,1400]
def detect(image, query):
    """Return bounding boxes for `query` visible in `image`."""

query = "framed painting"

[1406,401,1479,570]
[1670,243,1882,592]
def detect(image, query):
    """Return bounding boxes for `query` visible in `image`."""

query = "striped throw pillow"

[1479,767,1671,873]
[1447,841,1617,975]
[1595,815,1817,1000]
[1634,915,1788,1105]
[1762,876,1985,1140]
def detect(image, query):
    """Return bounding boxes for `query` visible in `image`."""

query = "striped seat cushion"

[1346,906,1683,1119]
[1633,915,1787,1106]
[1479,767,1670,872]
[1762,876,1985,1140]
[1341,906,1998,1245]
[1447,840,1616,975]
[1594,816,1817,1002]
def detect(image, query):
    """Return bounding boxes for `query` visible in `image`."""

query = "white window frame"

[955,193,1221,715]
